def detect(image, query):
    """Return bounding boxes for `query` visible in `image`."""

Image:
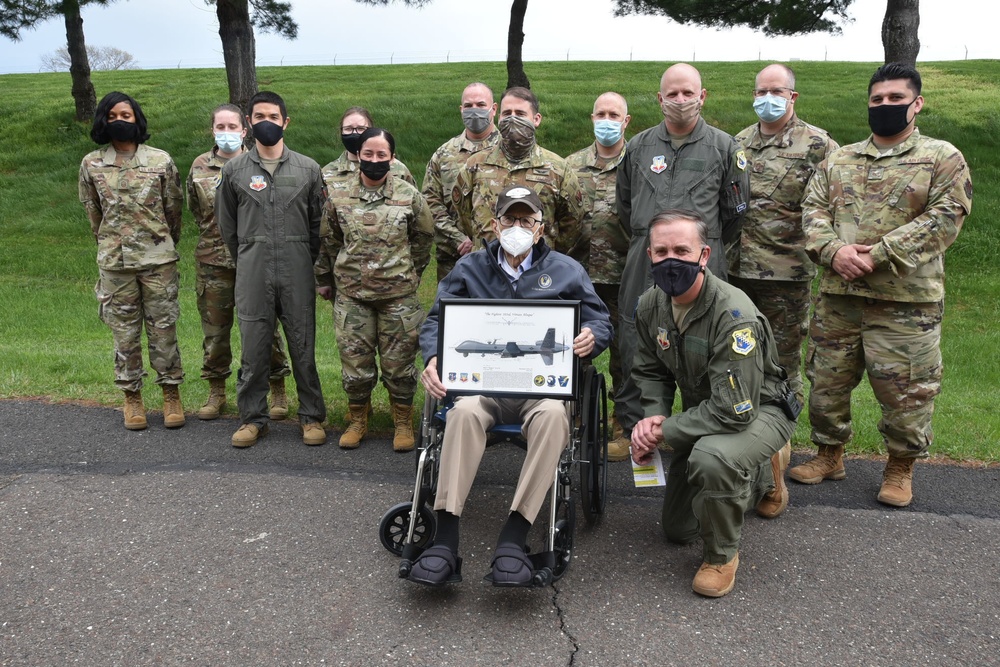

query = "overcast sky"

[0,0,992,75]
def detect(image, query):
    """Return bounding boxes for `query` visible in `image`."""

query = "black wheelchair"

[378,364,609,586]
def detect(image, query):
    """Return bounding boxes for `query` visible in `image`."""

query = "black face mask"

[868,101,913,138]
[359,159,391,182]
[341,133,364,155]
[252,120,284,147]
[107,120,140,143]
[650,256,702,297]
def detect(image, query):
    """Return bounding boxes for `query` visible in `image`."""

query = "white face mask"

[499,225,535,257]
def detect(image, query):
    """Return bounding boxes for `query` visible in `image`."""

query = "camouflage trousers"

[196,263,289,381]
[728,276,811,404]
[95,263,184,393]
[333,291,425,404]
[435,234,460,282]
[807,293,943,458]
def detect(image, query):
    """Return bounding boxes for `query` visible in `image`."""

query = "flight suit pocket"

[720,368,754,423]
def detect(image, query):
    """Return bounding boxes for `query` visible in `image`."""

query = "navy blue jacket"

[420,238,613,363]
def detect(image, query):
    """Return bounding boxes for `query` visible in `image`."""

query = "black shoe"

[407,545,462,587]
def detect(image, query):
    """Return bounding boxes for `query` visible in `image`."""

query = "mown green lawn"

[0,60,997,460]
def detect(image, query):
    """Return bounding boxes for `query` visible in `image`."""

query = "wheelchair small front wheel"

[379,502,437,556]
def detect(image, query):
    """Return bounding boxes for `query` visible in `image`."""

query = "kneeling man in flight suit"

[630,209,799,598]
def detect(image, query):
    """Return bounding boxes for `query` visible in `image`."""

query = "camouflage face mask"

[498,115,536,160]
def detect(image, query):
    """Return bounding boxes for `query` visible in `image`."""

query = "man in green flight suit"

[630,210,796,598]
[616,63,750,447]
[216,91,327,448]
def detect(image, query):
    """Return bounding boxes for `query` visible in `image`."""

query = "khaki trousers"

[434,396,568,523]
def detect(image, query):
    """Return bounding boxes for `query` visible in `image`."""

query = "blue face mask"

[215,131,243,153]
[593,119,623,147]
[753,94,788,123]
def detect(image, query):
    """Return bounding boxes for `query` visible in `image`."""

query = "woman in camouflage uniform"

[186,104,290,422]
[316,107,415,291]
[79,91,185,431]
[317,128,434,452]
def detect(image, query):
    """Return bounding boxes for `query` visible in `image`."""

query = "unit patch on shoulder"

[736,150,747,171]
[731,328,756,356]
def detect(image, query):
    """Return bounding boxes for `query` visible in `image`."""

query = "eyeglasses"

[341,126,369,134]
[752,87,793,97]
[498,215,541,229]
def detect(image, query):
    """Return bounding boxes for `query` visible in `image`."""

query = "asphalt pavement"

[2,399,999,666]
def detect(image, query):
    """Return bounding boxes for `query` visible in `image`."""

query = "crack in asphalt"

[551,582,580,666]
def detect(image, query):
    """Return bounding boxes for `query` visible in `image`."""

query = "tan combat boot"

[339,402,370,449]
[757,443,792,518]
[392,403,415,452]
[162,385,186,429]
[788,444,846,484]
[123,390,147,431]
[302,422,326,446]
[878,456,915,507]
[692,553,740,598]
[606,420,631,462]
[269,378,288,420]
[198,378,227,420]
[232,423,268,448]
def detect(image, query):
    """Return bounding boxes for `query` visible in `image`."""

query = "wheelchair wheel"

[551,496,576,581]
[579,366,608,525]
[379,502,436,556]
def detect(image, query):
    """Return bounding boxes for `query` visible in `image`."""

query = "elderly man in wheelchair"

[399,185,611,588]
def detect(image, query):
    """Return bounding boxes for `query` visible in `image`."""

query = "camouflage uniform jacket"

[565,142,628,285]
[632,271,790,450]
[79,144,183,270]
[452,142,590,264]
[731,114,839,282]
[186,147,238,268]
[423,128,501,251]
[316,152,415,278]
[616,117,749,319]
[803,129,973,303]
[318,174,434,301]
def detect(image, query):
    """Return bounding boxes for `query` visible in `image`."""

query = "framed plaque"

[437,299,581,399]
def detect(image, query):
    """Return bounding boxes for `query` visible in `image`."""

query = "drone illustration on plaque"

[454,328,569,366]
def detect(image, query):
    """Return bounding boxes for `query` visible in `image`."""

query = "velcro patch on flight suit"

[730,328,756,357]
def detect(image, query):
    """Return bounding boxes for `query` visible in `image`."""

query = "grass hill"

[0,60,997,459]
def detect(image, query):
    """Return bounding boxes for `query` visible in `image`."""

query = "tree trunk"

[63,0,96,122]
[882,0,920,65]
[506,0,530,90]
[216,0,258,112]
